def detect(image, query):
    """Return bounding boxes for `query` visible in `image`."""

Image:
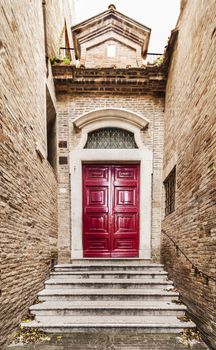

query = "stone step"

[70,259,155,265]
[50,271,168,280]
[25,261,195,336]
[45,278,173,289]
[38,288,179,302]
[30,300,186,317]
[22,315,195,334]
[55,263,164,272]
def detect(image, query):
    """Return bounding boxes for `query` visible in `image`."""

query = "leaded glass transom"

[84,128,138,149]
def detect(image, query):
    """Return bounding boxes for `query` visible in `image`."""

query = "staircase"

[25,260,196,333]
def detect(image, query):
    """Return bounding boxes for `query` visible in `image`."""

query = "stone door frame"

[69,108,152,259]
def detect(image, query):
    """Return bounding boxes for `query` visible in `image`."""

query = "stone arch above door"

[73,108,149,129]
[72,108,150,150]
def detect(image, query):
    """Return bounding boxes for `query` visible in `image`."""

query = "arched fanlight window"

[84,127,138,149]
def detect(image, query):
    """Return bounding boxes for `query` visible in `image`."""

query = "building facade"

[55,5,166,263]
[1,0,216,348]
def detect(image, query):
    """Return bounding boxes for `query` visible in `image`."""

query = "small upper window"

[164,167,176,216]
[107,44,116,58]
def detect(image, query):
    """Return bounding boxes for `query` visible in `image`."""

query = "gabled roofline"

[71,5,151,60]
[86,36,137,52]
[71,8,151,33]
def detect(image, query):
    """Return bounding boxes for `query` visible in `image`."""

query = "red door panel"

[83,165,110,257]
[111,165,139,257]
[83,164,139,257]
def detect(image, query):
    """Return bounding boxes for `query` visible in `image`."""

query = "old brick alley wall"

[45,0,74,59]
[0,0,74,347]
[161,0,216,348]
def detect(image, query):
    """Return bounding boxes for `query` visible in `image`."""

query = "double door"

[83,164,139,257]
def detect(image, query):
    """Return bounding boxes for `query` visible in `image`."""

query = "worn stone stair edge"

[30,307,187,312]
[30,300,185,307]
[55,263,164,268]
[51,271,168,275]
[22,321,195,329]
[38,288,179,295]
[45,279,173,284]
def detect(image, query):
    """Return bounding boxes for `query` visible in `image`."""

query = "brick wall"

[0,0,73,346]
[85,39,138,68]
[56,93,164,263]
[45,0,74,60]
[161,0,216,348]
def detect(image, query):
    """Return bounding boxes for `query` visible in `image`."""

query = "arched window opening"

[84,127,138,149]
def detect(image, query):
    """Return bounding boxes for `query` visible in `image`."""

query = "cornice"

[52,66,166,96]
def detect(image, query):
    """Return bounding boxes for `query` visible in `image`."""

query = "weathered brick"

[0,0,74,347]
[161,0,216,348]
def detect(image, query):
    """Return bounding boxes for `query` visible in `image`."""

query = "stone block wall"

[56,93,164,263]
[0,0,74,346]
[161,0,216,348]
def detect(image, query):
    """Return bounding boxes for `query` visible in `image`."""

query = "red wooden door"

[83,164,139,257]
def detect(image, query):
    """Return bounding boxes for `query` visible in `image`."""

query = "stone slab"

[6,333,210,350]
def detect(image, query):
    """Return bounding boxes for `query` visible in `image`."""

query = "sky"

[74,0,180,53]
